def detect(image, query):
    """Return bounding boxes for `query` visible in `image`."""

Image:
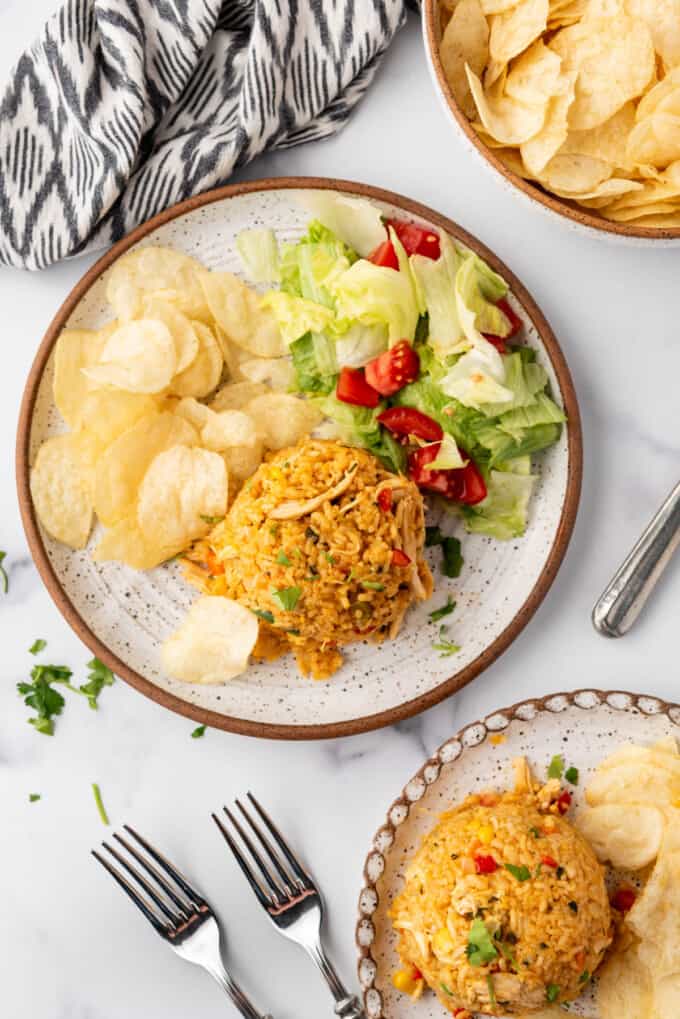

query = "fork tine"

[235,798,298,893]
[113,832,193,918]
[223,806,288,902]
[122,825,206,908]
[103,842,184,926]
[246,792,313,889]
[92,849,168,934]
[211,812,276,910]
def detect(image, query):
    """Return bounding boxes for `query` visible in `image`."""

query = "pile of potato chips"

[30,244,322,570]
[575,737,680,1017]
[439,0,680,227]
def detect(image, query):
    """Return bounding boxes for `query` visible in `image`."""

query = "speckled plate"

[17,178,581,739]
[356,689,680,1018]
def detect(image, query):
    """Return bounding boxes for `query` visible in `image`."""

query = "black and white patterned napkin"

[0,0,413,270]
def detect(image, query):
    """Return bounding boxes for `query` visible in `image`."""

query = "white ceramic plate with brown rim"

[16,178,581,740]
[355,688,680,1018]
[421,0,680,246]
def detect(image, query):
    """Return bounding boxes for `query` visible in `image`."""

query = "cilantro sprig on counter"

[0,551,8,594]
[16,644,115,736]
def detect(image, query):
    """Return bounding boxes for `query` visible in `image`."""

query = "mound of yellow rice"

[185,438,433,679]
[389,760,613,1016]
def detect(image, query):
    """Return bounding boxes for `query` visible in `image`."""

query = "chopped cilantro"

[284,628,300,635]
[271,586,302,611]
[546,984,560,1003]
[17,665,71,735]
[579,971,590,984]
[433,636,460,657]
[324,553,335,564]
[466,918,498,967]
[252,608,275,624]
[276,550,291,566]
[440,983,453,996]
[529,826,541,838]
[305,573,319,582]
[535,862,543,878]
[442,537,463,578]
[191,725,206,739]
[200,514,224,525]
[504,863,531,882]
[429,596,456,623]
[565,766,579,785]
[499,941,518,971]
[0,551,8,594]
[568,900,578,913]
[486,974,497,1007]
[79,659,115,710]
[425,525,444,547]
[29,793,41,803]
[269,524,280,536]
[548,754,564,779]
[29,639,47,655]
[361,581,385,591]
[92,783,109,825]
[293,548,303,559]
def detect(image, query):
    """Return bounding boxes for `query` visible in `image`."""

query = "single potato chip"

[560,102,637,170]
[78,389,160,446]
[137,445,228,550]
[593,742,680,775]
[210,381,270,411]
[53,324,115,428]
[488,0,549,71]
[170,321,223,398]
[93,514,178,570]
[200,271,286,358]
[636,68,680,121]
[221,440,264,486]
[504,39,564,106]
[597,941,653,1019]
[94,411,198,526]
[106,245,210,322]
[628,816,680,978]
[586,760,680,807]
[245,394,323,451]
[440,0,490,120]
[200,409,260,453]
[82,319,176,393]
[521,72,577,175]
[239,356,295,391]
[467,65,548,144]
[653,973,680,1019]
[549,16,655,130]
[142,294,199,373]
[627,112,680,168]
[576,803,665,869]
[30,433,96,549]
[161,595,259,684]
[537,152,612,192]
[173,396,212,431]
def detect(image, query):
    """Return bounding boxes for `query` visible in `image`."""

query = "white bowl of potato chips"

[424,0,680,240]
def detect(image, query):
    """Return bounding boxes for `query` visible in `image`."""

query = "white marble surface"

[1,5,680,1019]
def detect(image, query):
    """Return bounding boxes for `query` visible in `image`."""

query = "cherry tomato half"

[367,239,399,270]
[365,341,420,397]
[377,406,443,443]
[386,218,441,260]
[336,366,380,408]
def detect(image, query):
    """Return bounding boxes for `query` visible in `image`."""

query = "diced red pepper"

[377,406,443,443]
[612,887,636,913]
[556,790,572,814]
[483,334,508,355]
[474,854,499,874]
[368,239,399,270]
[206,549,224,576]
[386,218,441,260]
[336,366,380,408]
[411,967,423,981]
[365,341,420,397]
[377,488,392,513]
[391,549,411,567]
[479,791,500,807]
[541,855,558,868]
[496,297,523,337]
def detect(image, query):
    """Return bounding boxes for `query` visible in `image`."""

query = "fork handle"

[306,943,367,1019]
[205,961,273,1019]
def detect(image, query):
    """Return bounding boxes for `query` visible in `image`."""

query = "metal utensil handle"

[592,480,680,637]
[206,961,273,1019]
[306,942,367,1019]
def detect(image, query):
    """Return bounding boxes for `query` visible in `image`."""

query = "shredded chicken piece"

[536,778,562,810]
[268,463,358,520]
[398,494,427,600]
[388,598,409,639]
[513,756,536,794]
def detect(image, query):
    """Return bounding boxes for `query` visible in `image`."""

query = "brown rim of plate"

[16,176,583,742]
[354,687,680,1014]
[423,0,680,242]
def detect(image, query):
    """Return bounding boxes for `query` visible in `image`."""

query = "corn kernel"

[673,798,680,808]
[393,970,416,994]
[433,927,455,956]
[490,734,506,746]
[478,824,494,844]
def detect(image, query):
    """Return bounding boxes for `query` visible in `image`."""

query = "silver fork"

[92,825,273,1019]
[212,794,366,1019]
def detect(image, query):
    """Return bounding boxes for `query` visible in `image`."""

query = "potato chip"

[94,411,198,526]
[137,445,228,550]
[488,0,549,72]
[586,759,680,807]
[576,803,665,869]
[200,271,286,358]
[93,514,176,570]
[245,394,323,451]
[142,294,199,374]
[627,113,680,168]
[200,409,260,453]
[482,0,520,12]
[626,0,680,73]
[78,389,160,446]
[106,245,210,322]
[653,973,680,1019]
[221,440,264,485]
[210,381,270,411]
[560,102,637,169]
[569,178,645,202]
[160,595,258,684]
[440,0,490,119]
[628,816,680,978]
[604,200,680,221]
[615,211,680,226]
[53,324,113,428]
[239,356,295,391]
[82,319,176,394]
[504,39,563,105]
[173,396,212,431]
[466,65,548,143]
[597,942,654,1019]
[636,68,680,121]
[549,16,655,130]
[170,321,223,398]
[30,433,96,548]
[521,72,577,175]
[595,741,680,771]
[538,152,612,192]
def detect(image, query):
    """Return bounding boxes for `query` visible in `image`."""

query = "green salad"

[236,192,564,541]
